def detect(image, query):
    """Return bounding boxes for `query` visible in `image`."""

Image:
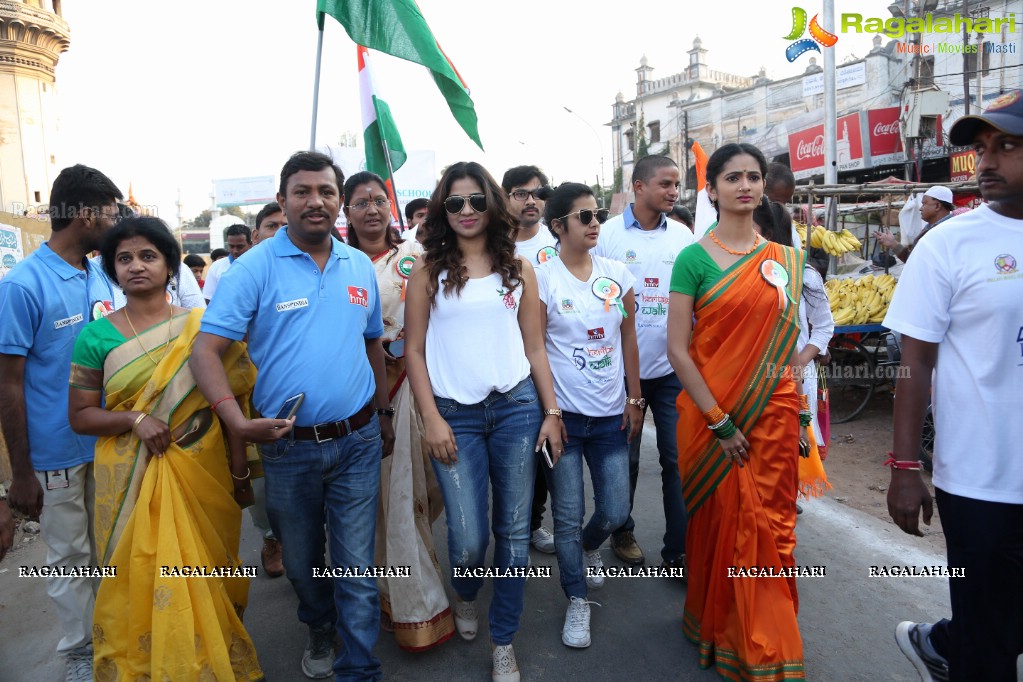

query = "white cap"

[924,186,953,204]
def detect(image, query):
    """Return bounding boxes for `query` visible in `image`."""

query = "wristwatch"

[626,397,647,410]
[544,408,563,419]
[376,407,396,417]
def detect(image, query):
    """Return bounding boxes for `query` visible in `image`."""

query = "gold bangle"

[231,467,251,481]
[131,413,148,432]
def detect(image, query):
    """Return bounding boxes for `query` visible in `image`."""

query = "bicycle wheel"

[826,336,876,424]
[919,404,935,473]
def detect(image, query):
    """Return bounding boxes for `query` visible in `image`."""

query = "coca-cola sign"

[796,135,825,161]
[788,113,863,175]
[867,107,903,157]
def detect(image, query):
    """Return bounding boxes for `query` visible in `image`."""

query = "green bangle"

[713,418,737,440]
[798,411,812,427]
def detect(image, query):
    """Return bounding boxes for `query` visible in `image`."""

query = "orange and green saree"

[70,308,263,681]
[675,240,806,681]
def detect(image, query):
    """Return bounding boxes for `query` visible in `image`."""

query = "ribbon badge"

[396,255,416,301]
[592,276,627,317]
[760,259,796,310]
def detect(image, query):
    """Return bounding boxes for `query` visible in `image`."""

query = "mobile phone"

[275,393,305,420]
[387,338,405,358]
[541,440,554,469]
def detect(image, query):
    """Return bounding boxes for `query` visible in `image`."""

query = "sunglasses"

[444,194,487,214]
[557,208,610,225]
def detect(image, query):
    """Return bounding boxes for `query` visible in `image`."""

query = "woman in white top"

[535,183,643,650]
[404,161,563,682]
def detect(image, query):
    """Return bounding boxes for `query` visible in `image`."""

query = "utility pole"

[962,0,971,114]
[683,110,691,200]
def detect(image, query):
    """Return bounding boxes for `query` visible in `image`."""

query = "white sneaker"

[64,645,93,682]
[562,596,599,648]
[530,526,556,554]
[584,549,605,590]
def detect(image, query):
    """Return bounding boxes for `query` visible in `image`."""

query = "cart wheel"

[827,336,876,424]
[919,404,934,473]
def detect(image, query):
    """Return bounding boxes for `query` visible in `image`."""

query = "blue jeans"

[546,412,630,599]
[615,372,688,562]
[431,378,541,646]
[261,417,383,681]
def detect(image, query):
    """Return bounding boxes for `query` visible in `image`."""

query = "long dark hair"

[343,171,403,256]
[753,197,794,247]
[421,162,521,306]
[706,142,769,219]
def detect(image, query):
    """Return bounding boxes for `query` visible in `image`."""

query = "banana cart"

[790,179,977,426]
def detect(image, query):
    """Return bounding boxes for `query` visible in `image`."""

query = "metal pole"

[962,0,971,115]
[683,110,690,201]
[564,107,606,204]
[823,0,838,275]
[381,139,406,231]
[309,27,325,151]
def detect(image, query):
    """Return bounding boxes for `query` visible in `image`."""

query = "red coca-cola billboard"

[867,107,903,157]
[788,113,863,177]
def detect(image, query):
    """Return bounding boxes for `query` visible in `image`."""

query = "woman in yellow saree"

[668,144,809,681]
[68,217,263,681]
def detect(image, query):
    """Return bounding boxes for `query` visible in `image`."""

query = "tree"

[182,206,251,230]
[636,112,649,160]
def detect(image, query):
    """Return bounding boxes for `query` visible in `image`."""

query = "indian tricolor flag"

[358,45,406,182]
[318,0,483,149]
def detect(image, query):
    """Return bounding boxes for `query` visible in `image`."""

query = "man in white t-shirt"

[502,164,559,555]
[202,223,251,302]
[885,90,1023,682]
[594,155,694,570]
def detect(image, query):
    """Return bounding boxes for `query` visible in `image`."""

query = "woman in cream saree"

[69,217,262,681]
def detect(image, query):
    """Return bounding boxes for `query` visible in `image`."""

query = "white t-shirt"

[537,256,636,417]
[426,272,531,405]
[514,225,559,267]
[594,208,695,379]
[201,255,232,300]
[883,204,1023,504]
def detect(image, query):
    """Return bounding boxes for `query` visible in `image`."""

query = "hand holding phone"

[541,440,554,469]
[275,393,305,421]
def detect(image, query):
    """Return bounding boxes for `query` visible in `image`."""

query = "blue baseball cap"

[949,90,1023,145]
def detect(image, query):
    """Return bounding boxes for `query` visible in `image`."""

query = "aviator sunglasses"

[557,208,610,225]
[444,194,488,214]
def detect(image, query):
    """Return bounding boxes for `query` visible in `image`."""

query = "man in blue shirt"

[0,164,122,682]
[191,151,393,681]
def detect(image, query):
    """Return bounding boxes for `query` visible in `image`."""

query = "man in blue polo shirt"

[191,151,393,681]
[0,164,122,682]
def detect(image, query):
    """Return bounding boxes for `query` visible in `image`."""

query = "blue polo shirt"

[0,243,115,471]
[200,228,383,425]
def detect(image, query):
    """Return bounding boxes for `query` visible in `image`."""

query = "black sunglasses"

[557,208,610,225]
[444,194,487,214]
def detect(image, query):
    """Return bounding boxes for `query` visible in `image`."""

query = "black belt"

[292,403,374,442]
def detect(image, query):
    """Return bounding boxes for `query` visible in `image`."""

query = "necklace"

[124,304,173,365]
[709,229,761,256]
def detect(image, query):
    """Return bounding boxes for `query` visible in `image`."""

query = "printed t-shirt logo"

[54,313,84,330]
[276,298,309,312]
[587,327,605,340]
[560,298,578,314]
[625,249,638,263]
[995,254,1018,274]
[644,277,659,288]
[348,287,369,307]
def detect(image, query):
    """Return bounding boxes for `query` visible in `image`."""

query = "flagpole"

[309,21,325,150]
[381,139,406,231]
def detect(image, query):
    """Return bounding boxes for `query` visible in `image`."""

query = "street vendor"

[873,186,954,262]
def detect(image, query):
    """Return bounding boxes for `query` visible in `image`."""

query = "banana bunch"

[795,222,808,248]
[807,226,862,256]
[824,273,897,326]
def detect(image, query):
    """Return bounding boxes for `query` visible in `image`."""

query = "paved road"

[0,426,957,681]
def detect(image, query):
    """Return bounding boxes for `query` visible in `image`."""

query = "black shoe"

[660,555,687,582]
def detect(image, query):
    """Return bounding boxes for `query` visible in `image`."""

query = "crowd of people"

[0,91,1021,682]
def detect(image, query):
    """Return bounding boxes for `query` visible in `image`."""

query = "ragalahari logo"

[784,7,839,62]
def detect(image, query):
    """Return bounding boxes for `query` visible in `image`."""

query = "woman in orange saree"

[668,143,808,681]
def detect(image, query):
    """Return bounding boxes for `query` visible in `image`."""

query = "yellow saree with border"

[82,308,263,681]
[676,241,806,681]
